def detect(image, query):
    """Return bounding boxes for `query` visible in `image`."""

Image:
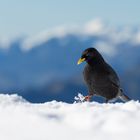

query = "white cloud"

[21,25,79,51]
[21,19,106,51]
[21,19,136,52]
[84,18,105,35]
[107,27,134,45]
[132,31,140,45]
[1,18,140,52]
[0,37,11,49]
[95,41,117,56]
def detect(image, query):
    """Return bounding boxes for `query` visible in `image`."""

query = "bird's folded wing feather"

[105,63,120,88]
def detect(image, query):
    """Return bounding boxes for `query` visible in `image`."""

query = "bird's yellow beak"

[77,58,86,65]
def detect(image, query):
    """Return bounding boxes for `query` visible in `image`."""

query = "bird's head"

[77,48,104,65]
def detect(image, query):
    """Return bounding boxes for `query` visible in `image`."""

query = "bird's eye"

[86,53,90,57]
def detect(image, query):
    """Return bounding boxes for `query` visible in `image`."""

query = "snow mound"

[0,94,27,105]
[0,94,140,140]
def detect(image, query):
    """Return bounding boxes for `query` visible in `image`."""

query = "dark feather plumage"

[78,48,130,102]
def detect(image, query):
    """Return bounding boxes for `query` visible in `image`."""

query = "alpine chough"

[77,48,131,103]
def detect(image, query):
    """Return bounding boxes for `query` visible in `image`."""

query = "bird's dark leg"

[84,95,92,102]
[84,93,93,102]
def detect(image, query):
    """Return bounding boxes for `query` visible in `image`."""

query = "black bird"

[77,48,131,103]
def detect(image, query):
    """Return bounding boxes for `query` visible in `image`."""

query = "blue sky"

[0,0,140,37]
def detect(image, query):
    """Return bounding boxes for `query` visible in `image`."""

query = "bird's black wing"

[105,63,120,88]
[105,63,131,102]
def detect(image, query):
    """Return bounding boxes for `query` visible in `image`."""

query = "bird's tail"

[118,88,131,102]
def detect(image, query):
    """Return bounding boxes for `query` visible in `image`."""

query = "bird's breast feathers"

[83,64,117,87]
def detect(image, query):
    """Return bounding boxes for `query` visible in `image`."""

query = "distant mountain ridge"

[0,20,140,102]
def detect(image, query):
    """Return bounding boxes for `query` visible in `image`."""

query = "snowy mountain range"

[0,20,140,102]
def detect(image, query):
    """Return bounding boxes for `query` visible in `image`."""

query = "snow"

[0,94,140,140]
